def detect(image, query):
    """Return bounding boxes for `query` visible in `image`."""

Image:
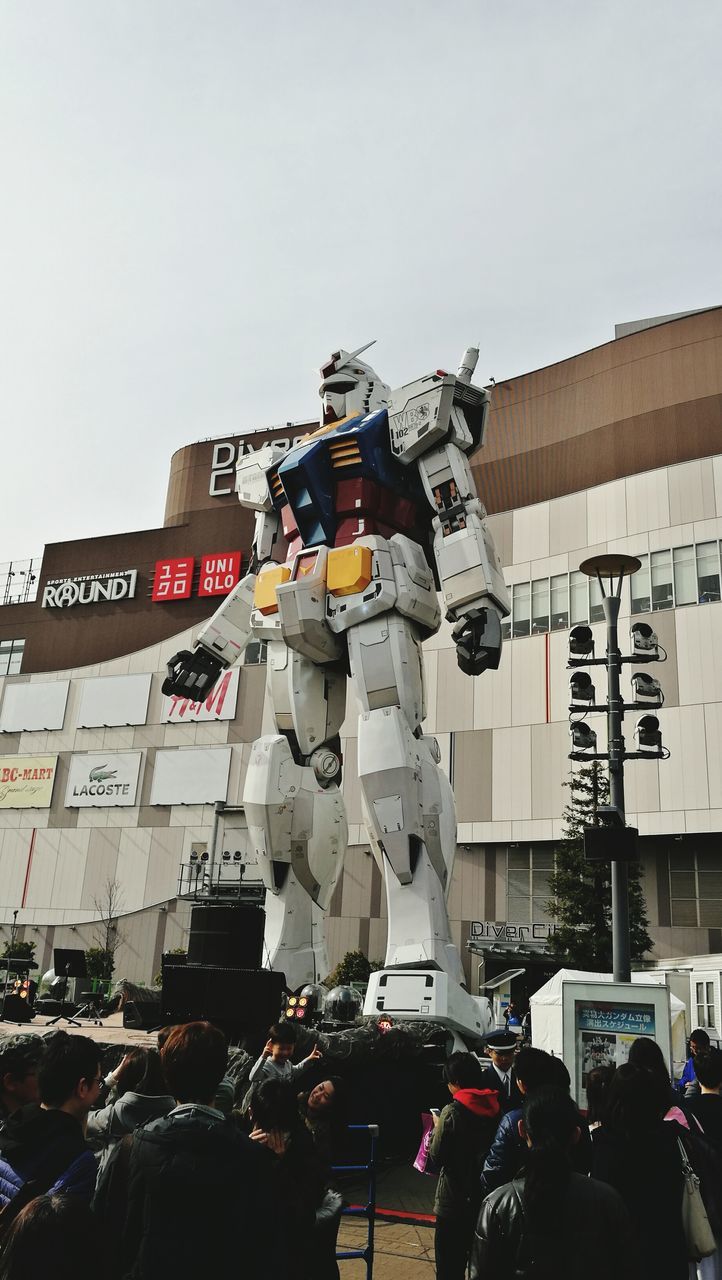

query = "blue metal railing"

[334,1122,379,1280]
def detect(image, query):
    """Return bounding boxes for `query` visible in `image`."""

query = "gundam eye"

[329,380,355,393]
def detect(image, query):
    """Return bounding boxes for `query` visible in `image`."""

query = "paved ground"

[338,1218,434,1279]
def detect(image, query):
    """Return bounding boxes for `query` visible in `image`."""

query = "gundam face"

[318,342,391,426]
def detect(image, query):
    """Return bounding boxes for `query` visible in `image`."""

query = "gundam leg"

[243,638,348,989]
[348,611,464,983]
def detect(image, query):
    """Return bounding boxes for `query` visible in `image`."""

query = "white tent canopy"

[530,969,687,1066]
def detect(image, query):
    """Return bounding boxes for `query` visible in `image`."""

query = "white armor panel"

[266,640,345,757]
[325,535,439,636]
[236,443,289,511]
[243,734,347,986]
[388,372,490,464]
[348,614,425,725]
[195,574,257,667]
[433,502,509,616]
[275,547,344,664]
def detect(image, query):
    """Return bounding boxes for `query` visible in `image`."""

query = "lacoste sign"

[65,752,143,807]
[42,570,137,608]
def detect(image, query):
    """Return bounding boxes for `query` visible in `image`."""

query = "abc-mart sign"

[42,570,137,609]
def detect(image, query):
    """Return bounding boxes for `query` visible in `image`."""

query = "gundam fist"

[451,608,503,676]
[162,647,226,700]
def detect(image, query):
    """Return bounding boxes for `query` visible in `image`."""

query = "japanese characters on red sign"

[198,551,242,598]
[152,558,195,602]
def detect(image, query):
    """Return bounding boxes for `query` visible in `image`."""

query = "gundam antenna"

[345,339,376,365]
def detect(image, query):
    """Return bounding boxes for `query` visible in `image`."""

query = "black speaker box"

[161,965,284,1040]
[187,904,265,969]
[123,998,161,1031]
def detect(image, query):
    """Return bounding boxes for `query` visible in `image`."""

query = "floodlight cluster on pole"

[566,554,670,982]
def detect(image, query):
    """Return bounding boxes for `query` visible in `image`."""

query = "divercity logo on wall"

[0,755,58,809]
[208,436,307,496]
[42,570,137,608]
[65,752,143,807]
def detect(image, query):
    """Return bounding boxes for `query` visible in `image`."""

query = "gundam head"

[318,341,390,426]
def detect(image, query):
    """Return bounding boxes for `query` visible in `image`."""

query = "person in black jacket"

[93,1021,271,1280]
[471,1088,633,1280]
[429,1051,501,1280]
[590,1062,688,1280]
[479,1047,591,1197]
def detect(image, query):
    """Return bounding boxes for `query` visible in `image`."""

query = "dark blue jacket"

[480,1102,592,1197]
[0,1104,97,1206]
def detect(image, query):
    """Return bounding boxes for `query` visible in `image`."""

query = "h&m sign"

[468,921,556,947]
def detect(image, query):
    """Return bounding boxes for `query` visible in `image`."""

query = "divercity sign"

[208,436,307,497]
[42,570,137,609]
[468,921,556,947]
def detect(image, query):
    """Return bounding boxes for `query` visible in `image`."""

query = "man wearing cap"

[478,1032,522,1111]
[0,1036,44,1127]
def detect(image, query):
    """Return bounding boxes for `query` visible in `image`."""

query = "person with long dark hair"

[470,1088,633,1280]
[0,1193,111,1280]
[86,1048,175,1173]
[591,1062,688,1280]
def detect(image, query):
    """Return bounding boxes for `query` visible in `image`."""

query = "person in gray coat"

[86,1049,175,1172]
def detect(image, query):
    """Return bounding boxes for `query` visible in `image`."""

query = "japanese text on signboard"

[575,1001,655,1036]
[152,558,195,601]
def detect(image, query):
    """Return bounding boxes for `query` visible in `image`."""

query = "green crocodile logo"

[89,765,118,783]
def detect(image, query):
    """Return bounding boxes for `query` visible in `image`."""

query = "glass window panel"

[630,553,650,614]
[507,870,530,896]
[570,571,588,625]
[507,897,531,922]
[508,849,529,869]
[701,852,722,872]
[696,983,704,1003]
[699,900,722,927]
[670,871,697,898]
[669,849,691,871]
[697,542,721,604]
[512,582,531,638]
[550,574,569,630]
[0,641,12,653]
[533,850,555,869]
[8,654,22,675]
[589,576,604,623]
[531,579,550,634]
[706,982,714,1004]
[673,546,696,606]
[650,550,673,611]
[671,900,698,927]
[501,619,511,641]
[698,872,722,898]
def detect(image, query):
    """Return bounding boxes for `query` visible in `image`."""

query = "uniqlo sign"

[198,551,242,598]
[152,558,194,601]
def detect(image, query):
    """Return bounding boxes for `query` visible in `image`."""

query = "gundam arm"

[162,445,284,700]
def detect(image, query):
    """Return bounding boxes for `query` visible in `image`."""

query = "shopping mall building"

[0,307,720,1000]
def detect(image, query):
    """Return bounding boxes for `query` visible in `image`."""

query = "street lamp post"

[568,554,668,983]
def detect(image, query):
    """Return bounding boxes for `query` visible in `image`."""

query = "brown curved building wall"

[162,309,722,526]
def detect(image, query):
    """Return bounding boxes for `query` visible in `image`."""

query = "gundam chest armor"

[252,408,442,657]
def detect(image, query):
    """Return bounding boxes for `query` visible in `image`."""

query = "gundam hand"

[162,646,226,700]
[451,607,502,676]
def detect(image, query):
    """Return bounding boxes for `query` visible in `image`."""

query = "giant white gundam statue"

[163,343,510,1038]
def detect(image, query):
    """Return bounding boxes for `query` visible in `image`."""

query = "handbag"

[413,1112,439,1176]
[678,1135,717,1261]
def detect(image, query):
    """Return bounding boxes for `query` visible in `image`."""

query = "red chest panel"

[280,476,429,559]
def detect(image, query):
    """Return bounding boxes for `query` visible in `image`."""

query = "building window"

[531,579,550,634]
[0,639,24,676]
[243,639,268,665]
[507,847,555,923]
[589,575,605,623]
[673,545,697,607]
[697,542,721,604]
[512,582,531,638]
[650,549,673,611]
[696,980,715,1029]
[630,553,651,614]
[570,571,588,625]
[670,849,722,928]
[550,574,569,630]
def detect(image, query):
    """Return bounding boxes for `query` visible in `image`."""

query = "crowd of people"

[428,1027,722,1280]
[0,1020,345,1280]
[0,1016,720,1280]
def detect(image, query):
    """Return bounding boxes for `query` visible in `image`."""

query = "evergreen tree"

[547,761,652,970]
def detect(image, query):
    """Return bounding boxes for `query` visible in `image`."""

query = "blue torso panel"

[273,409,428,548]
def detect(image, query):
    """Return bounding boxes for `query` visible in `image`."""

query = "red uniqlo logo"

[152,558,195,601]
[198,551,242,598]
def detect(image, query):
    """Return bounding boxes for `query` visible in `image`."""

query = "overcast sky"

[1,0,720,559]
